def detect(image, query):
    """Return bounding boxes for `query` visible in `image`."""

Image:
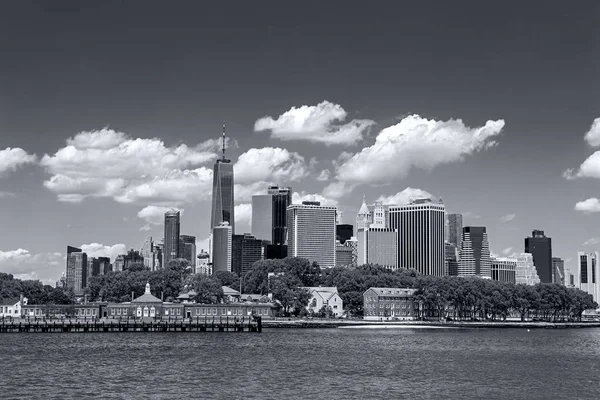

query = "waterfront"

[2,328,600,399]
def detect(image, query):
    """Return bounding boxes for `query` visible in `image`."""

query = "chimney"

[131,291,134,301]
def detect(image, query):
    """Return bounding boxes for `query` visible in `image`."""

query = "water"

[1,327,599,399]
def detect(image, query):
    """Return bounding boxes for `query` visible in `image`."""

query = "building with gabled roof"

[302,286,343,317]
[0,296,27,318]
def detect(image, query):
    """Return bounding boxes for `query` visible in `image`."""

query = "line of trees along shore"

[2,258,597,322]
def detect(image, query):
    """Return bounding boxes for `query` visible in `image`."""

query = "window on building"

[117,308,121,315]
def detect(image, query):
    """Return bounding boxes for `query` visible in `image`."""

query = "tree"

[270,274,311,316]
[188,275,224,304]
[214,271,240,288]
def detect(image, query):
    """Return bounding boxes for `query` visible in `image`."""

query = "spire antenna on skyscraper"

[222,121,226,161]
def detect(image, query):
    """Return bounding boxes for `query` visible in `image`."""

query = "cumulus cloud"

[500,213,516,222]
[502,247,513,255]
[583,237,600,246]
[139,224,151,232]
[234,147,308,184]
[563,151,600,180]
[584,118,600,147]
[234,181,271,203]
[254,101,375,146]
[376,187,435,205]
[332,114,505,186]
[41,128,218,204]
[574,198,600,213]
[0,249,64,285]
[137,206,184,225]
[80,243,127,261]
[323,181,357,199]
[0,147,37,176]
[316,169,331,182]
[235,203,252,228]
[292,191,338,206]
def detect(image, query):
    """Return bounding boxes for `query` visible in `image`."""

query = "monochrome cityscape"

[54,127,599,309]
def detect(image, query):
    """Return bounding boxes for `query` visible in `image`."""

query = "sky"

[0,1,599,284]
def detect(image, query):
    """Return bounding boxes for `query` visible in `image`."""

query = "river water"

[1,327,599,399]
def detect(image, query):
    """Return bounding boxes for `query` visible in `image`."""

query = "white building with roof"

[0,296,27,318]
[302,286,344,317]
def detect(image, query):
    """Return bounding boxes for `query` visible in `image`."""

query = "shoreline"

[263,319,600,330]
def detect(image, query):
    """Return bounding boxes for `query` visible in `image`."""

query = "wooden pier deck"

[0,316,262,333]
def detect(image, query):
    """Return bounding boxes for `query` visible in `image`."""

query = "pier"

[0,316,262,333]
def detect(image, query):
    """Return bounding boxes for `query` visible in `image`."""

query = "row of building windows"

[365,303,411,309]
[364,311,412,316]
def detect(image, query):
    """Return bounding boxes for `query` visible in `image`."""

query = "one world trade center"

[210,122,235,233]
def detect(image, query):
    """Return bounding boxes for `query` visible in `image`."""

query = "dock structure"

[0,316,262,333]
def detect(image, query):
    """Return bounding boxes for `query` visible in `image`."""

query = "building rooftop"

[131,283,162,303]
[365,288,417,297]
[0,298,21,306]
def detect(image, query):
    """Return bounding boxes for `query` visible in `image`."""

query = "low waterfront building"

[0,296,27,318]
[363,287,417,321]
[302,287,344,317]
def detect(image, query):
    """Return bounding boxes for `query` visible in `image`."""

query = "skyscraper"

[515,253,541,285]
[66,246,87,296]
[212,222,233,274]
[524,230,552,283]
[458,226,491,278]
[356,196,372,231]
[491,257,517,284]
[268,185,292,245]
[211,123,235,233]
[164,210,181,266]
[141,236,154,269]
[388,199,446,276]
[252,194,273,242]
[288,201,337,269]
[357,227,398,269]
[577,251,599,302]
[446,213,463,250]
[252,185,292,245]
[336,224,353,244]
[232,233,263,278]
[179,235,197,267]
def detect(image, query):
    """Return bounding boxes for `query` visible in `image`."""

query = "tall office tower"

[212,222,232,274]
[458,227,491,278]
[268,185,292,245]
[123,249,144,270]
[232,233,263,278]
[287,201,337,269]
[66,246,87,295]
[356,196,372,231]
[577,252,599,302]
[211,123,235,233]
[446,213,463,251]
[179,235,197,267]
[113,255,125,272]
[164,210,181,266]
[515,253,541,285]
[524,230,552,283]
[491,257,517,284]
[86,258,95,288]
[252,194,273,242]
[445,242,459,276]
[552,257,565,285]
[141,236,154,269]
[345,237,359,266]
[336,224,353,244]
[388,199,446,276]
[357,228,398,269]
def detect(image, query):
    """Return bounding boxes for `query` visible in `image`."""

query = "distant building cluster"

[58,125,595,307]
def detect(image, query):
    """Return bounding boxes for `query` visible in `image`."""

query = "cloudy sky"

[0,1,598,283]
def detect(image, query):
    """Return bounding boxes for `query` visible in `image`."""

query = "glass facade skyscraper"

[211,161,235,233]
[524,230,552,283]
[163,210,180,266]
[267,185,292,245]
[458,226,491,278]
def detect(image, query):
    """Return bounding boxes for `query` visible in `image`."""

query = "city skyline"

[0,1,599,284]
